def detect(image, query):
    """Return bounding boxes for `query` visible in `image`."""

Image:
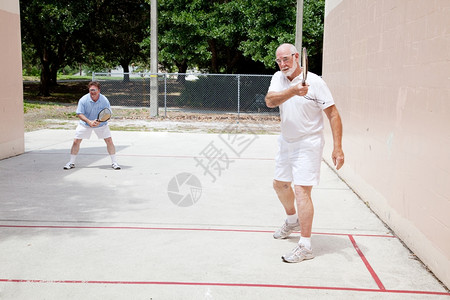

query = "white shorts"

[74,123,112,140]
[274,134,325,186]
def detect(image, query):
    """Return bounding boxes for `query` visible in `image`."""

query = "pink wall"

[0,1,24,159]
[322,0,450,287]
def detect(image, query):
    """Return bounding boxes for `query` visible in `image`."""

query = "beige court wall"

[322,0,450,287]
[0,0,24,160]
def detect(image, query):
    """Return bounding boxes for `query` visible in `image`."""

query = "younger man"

[63,81,120,170]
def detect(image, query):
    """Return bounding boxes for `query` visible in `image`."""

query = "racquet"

[97,107,112,122]
[301,47,326,105]
[302,47,308,86]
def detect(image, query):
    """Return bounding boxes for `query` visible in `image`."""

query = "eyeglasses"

[89,88,98,92]
[275,53,295,64]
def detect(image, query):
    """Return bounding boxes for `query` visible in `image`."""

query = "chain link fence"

[92,73,278,117]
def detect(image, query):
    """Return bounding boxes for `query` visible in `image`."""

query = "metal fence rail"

[92,73,278,117]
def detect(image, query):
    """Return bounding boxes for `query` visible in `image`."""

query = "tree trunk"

[208,40,218,73]
[39,57,51,97]
[176,61,188,83]
[226,50,241,73]
[122,62,130,82]
[50,65,58,86]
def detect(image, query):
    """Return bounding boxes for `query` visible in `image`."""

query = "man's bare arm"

[78,113,99,127]
[265,84,309,108]
[324,105,344,170]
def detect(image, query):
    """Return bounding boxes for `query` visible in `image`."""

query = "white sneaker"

[282,244,315,263]
[273,220,300,239]
[112,162,121,170]
[63,162,75,170]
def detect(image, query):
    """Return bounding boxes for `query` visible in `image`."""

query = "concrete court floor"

[0,129,449,299]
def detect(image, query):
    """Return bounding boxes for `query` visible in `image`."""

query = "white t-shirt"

[268,71,335,142]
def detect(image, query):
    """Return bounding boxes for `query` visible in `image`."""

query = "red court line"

[0,224,395,238]
[1,225,447,296]
[349,234,386,291]
[0,278,449,296]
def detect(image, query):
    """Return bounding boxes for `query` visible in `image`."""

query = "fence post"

[237,74,240,123]
[150,0,158,117]
[164,73,167,117]
[150,74,158,117]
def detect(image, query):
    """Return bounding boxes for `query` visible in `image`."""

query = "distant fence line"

[92,72,278,117]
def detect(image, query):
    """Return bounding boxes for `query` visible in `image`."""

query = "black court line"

[1,224,448,296]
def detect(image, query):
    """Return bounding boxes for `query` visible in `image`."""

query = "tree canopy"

[155,0,325,74]
[89,0,150,81]
[21,0,91,95]
[21,0,325,95]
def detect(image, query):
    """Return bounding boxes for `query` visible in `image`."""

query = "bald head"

[276,43,298,56]
[275,43,300,79]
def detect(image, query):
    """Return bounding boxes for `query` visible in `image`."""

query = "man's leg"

[104,137,116,155]
[294,185,314,239]
[273,180,300,239]
[273,180,295,215]
[70,139,82,155]
[281,185,315,263]
[64,139,82,169]
[104,137,120,169]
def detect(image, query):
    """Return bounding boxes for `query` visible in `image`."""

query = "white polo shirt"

[268,71,335,142]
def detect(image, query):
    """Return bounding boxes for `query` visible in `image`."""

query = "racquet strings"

[97,108,112,122]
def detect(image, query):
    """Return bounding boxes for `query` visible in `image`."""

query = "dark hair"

[88,81,100,89]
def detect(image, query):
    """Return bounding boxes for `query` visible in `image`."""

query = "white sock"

[286,214,298,224]
[299,236,312,250]
[110,154,117,164]
[69,155,77,164]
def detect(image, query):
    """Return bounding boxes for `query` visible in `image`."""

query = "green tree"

[240,0,325,74]
[20,0,91,95]
[21,0,325,92]
[157,0,209,74]
[89,0,150,82]
[239,0,295,72]
[158,0,325,75]
[199,0,247,73]
[158,0,270,75]
[20,0,150,95]
[301,0,325,74]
